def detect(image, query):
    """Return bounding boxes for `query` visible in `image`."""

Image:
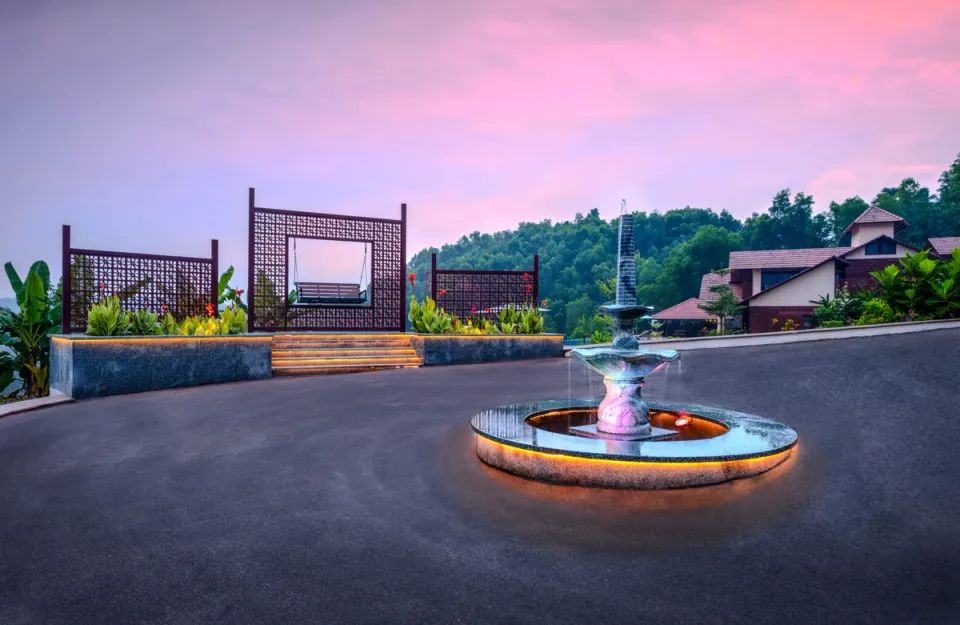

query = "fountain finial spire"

[615,200,637,307]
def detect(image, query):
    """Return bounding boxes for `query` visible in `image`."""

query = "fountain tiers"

[572,207,680,438]
[470,199,798,490]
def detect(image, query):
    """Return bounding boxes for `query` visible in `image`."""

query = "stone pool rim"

[470,398,798,464]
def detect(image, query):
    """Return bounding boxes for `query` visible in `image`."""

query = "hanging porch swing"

[291,239,369,305]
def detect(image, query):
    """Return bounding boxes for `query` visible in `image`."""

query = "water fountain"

[569,200,680,441]
[471,200,798,489]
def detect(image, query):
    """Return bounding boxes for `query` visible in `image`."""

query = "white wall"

[850,223,894,247]
[749,262,836,307]
[844,243,912,259]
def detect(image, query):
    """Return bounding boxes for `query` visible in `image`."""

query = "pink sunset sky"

[2,0,959,297]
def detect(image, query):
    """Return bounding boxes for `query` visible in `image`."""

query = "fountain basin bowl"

[597,303,652,321]
[470,399,798,490]
[571,346,680,380]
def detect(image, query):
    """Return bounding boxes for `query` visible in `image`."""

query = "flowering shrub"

[852,299,898,326]
[811,286,864,328]
[87,299,247,336]
[408,296,455,334]
[408,296,544,334]
[780,318,798,332]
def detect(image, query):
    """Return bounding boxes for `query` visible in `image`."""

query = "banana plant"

[217,266,248,313]
[1,261,61,397]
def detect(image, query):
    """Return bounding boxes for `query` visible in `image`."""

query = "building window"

[761,269,801,291]
[865,239,897,255]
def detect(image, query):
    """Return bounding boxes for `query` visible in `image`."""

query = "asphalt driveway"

[1,329,959,624]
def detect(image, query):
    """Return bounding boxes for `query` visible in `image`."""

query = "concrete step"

[273,341,413,351]
[272,355,421,367]
[270,334,421,376]
[272,348,418,360]
[273,364,419,376]
[273,334,412,342]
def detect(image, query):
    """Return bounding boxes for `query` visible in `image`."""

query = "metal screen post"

[400,202,407,331]
[61,224,71,334]
[211,239,219,311]
[430,253,438,302]
[247,187,255,329]
[532,254,539,308]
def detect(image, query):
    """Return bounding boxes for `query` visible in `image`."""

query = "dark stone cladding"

[50,334,273,399]
[410,334,564,366]
[841,257,897,292]
[747,306,816,334]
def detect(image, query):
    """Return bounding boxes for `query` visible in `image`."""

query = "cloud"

[1,0,959,297]
[807,162,948,205]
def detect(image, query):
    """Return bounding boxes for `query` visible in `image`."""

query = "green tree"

[872,178,937,247]
[935,153,960,237]
[829,196,870,243]
[565,294,602,338]
[741,189,830,250]
[697,281,743,334]
[652,226,741,309]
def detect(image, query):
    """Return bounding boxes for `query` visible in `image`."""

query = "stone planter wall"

[411,334,564,366]
[50,334,273,399]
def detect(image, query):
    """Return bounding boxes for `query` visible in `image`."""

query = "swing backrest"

[296,282,364,302]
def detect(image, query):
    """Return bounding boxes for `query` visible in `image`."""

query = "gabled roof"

[841,234,920,257]
[840,205,909,236]
[741,257,850,304]
[699,272,743,301]
[651,297,716,320]
[927,237,960,257]
[729,247,851,270]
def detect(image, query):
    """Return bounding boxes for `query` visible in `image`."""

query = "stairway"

[271,334,422,375]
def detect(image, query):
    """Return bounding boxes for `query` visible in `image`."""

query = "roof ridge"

[858,205,904,222]
[840,205,909,236]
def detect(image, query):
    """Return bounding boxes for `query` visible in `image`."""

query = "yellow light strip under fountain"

[475,435,794,490]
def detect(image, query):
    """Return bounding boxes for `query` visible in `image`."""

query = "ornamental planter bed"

[411,333,564,366]
[50,334,274,399]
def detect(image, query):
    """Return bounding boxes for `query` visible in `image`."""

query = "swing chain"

[293,239,299,286]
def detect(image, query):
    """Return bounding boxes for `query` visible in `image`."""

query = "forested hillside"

[409,154,960,336]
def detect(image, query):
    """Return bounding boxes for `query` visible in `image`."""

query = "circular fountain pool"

[471,398,798,489]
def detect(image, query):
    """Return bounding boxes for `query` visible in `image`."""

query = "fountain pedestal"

[597,377,650,436]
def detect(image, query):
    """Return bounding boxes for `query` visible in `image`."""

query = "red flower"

[409,273,415,285]
[541,299,548,307]
[236,289,244,296]
[523,272,530,281]
[452,318,459,325]
[161,305,168,312]
[438,289,447,297]
[471,306,477,314]
[206,303,216,316]
[525,283,533,292]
